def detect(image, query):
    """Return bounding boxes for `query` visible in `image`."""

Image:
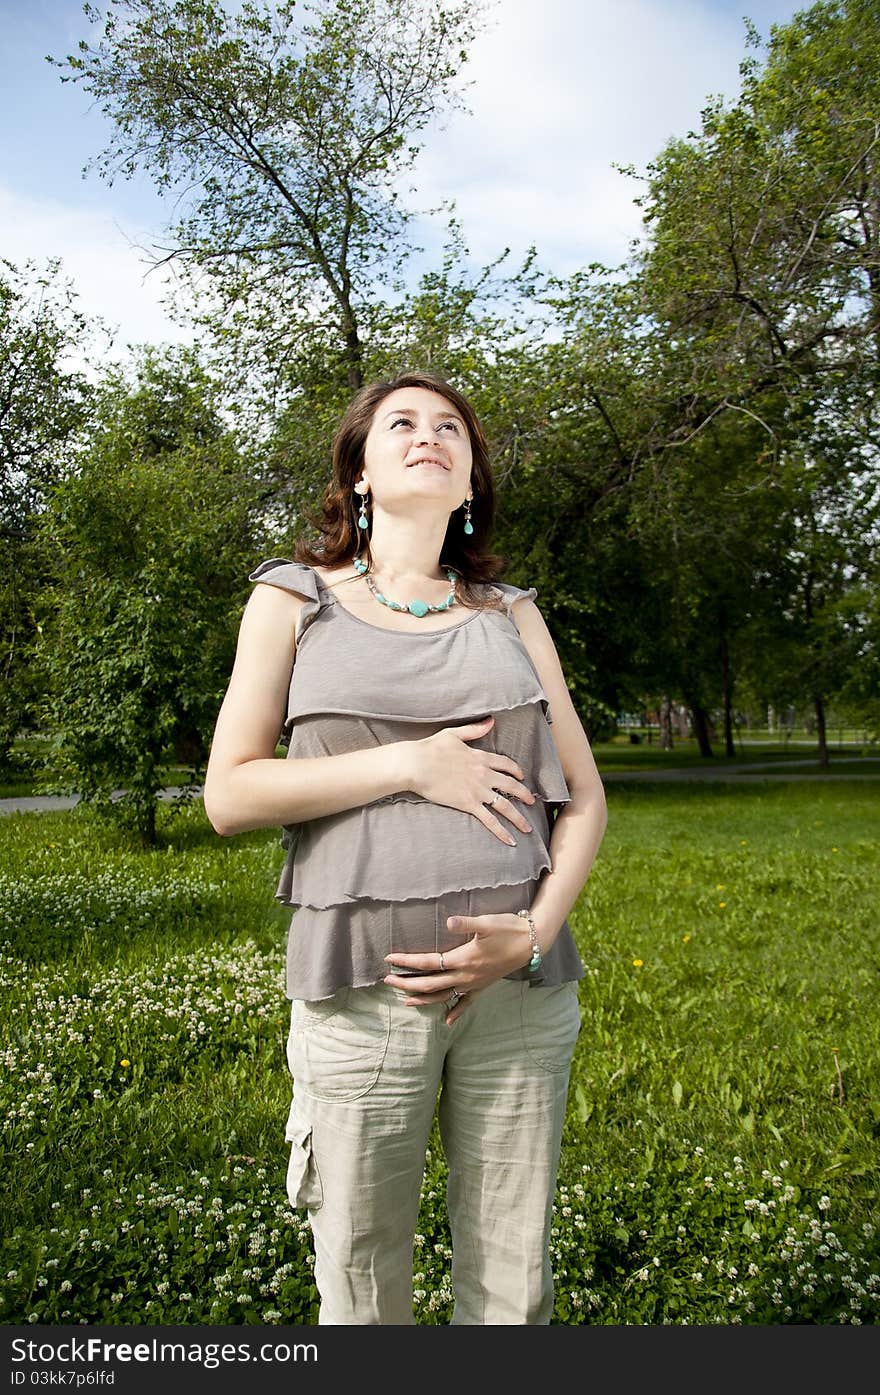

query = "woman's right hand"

[406,715,536,845]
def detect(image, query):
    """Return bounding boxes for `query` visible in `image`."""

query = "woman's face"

[359,386,473,514]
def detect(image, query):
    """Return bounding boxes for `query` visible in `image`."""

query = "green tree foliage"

[0,260,93,766]
[43,0,879,757]
[39,348,261,845]
[578,0,880,748]
[56,0,484,396]
[635,0,880,440]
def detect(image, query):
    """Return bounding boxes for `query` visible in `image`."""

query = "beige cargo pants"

[284,975,582,1325]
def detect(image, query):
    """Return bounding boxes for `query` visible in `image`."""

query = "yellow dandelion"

[832,847,839,853]
[120,1059,130,1068]
[716,884,725,891]
[682,934,691,943]
[718,902,726,909]
[740,839,747,845]
[632,958,644,968]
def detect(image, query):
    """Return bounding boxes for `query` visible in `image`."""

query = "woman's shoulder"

[482,579,539,614]
[248,557,321,595]
[246,559,331,645]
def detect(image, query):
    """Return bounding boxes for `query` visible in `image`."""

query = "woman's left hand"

[383,913,534,1025]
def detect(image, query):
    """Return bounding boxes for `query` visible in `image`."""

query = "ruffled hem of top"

[281,700,568,785]
[282,888,586,1001]
[274,793,566,909]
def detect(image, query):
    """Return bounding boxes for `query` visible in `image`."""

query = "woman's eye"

[439,421,459,432]
[390,417,412,428]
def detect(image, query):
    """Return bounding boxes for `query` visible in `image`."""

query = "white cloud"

[410,0,775,272]
[0,182,195,354]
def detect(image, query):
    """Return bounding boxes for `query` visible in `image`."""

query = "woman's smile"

[407,455,450,470]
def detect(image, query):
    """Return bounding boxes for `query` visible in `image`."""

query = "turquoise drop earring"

[356,487,369,529]
[463,497,474,535]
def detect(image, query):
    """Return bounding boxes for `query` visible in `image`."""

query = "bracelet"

[516,908,543,972]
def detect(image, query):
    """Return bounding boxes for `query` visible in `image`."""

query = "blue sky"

[1,0,806,354]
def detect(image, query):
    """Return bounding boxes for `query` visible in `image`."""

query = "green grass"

[1,785,878,1325]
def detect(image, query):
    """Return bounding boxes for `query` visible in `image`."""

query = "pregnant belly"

[276,797,555,910]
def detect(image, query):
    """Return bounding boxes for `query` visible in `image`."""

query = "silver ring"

[486,790,501,807]
[446,988,462,1009]
[438,952,447,972]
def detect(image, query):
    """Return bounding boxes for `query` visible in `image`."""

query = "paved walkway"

[1,761,878,815]
[0,786,200,816]
[600,756,880,783]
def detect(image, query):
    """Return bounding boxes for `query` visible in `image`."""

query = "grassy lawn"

[1,782,878,1325]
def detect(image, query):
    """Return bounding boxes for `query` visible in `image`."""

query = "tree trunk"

[815,693,829,770]
[686,698,714,758]
[659,695,674,749]
[720,629,735,757]
[343,313,364,390]
[138,798,157,849]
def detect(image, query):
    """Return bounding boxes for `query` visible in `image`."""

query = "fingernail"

[507,836,517,846]
[447,917,459,930]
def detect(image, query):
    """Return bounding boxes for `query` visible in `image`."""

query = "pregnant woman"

[204,370,608,1325]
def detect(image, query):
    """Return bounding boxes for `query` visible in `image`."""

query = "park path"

[600,756,880,783]
[1,760,878,816]
[0,786,197,816]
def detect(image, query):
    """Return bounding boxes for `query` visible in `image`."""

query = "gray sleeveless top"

[249,558,585,1000]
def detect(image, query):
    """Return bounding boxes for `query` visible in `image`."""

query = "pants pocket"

[288,983,391,1102]
[519,980,582,1074]
[284,1097,323,1210]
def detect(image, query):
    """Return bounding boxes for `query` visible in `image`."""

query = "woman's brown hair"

[294,371,506,609]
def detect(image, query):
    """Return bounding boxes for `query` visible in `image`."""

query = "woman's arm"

[203,584,412,835]
[511,596,608,956]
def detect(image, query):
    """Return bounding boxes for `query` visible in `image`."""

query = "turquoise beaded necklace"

[352,554,460,618]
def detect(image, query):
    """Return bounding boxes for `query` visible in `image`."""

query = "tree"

[610,0,880,752]
[56,0,485,398]
[0,260,94,766]
[39,348,262,845]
